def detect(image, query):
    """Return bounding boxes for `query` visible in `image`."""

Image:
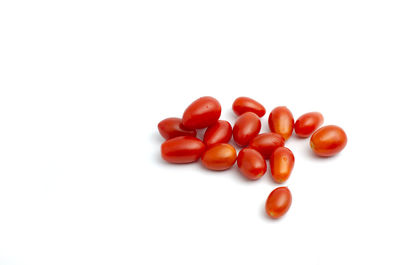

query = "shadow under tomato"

[195,160,240,176]
[225,109,238,123]
[303,146,342,161]
[151,131,164,144]
[154,151,168,165]
[229,164,264,184]
[196,128,207,141]
[285,135,339,162]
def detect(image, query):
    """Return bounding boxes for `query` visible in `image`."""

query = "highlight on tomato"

[232,97,266,117]
[265,187,292,219]
[182,96,221,129]
[248,133,285,159]
[294,112,324,138]
[268,106,294,140]
[237,148,266,180]
[203,120,232,147]
[310,125,347,157]
[270,147,294,183]
[158,117,197,140]
[161,136,205,164]
[233,112,261,146]
[201,143,237,171]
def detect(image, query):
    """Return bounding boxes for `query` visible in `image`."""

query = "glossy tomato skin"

[294,112,324,138]
[203,120,232,147]
[233,112,261,146]
[201,143,237,171]
[310,125,347,157]
[158,117,197,140]
[249,133,285,159]
[182,96,221,129]
[265,187,292,219]
[237,148,266,180]
[268,106,294,140]
[232,97,266,117]
[161,136,205,163]
[270,147,295,183]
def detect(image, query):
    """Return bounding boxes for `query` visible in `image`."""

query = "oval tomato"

[233,112,261,146]
[182,96,221,129]
[265,187,292,219]
[203,120,232,147]
[248,133,285,159]
[268,106,294,140]
[161,136,205,163]
[201,143,237,171]
[158,117,197,140]
[294,112,324,138]
[270,147,294,183]
[237,148,266,180]
[310,125,347,157]
[232,97,266,117]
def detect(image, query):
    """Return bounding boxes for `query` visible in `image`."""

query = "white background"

[1,0,400,264]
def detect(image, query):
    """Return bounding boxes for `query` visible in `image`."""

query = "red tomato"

[158,117,197,140]
[161,136,205,163]
[310,125,347,157]
[294,112,324,138]
[203,120,232,146]
[232,97,266,117]
[237,148,266,180]
[248,133,285,159]
[270,147,294,183]
[182,96,221,129]
[233,112,261,146]
[265,187,292,219]
[268,106,294,140]
[201,143,237,171]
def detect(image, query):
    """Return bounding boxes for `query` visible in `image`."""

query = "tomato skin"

[201,143,237,171]
[161,136,205,163]
[232,97,266,117]
[265,187,292,219]
[237,148,266,180]
[158,117,197,140]
[203,120,232,147]
[270,147,294,183]
[294,112,324,138]
[233,112,261,146]
[182,96,222,129]
[268,106,294,140]
[248,133,285,159]
[310,125,347,157]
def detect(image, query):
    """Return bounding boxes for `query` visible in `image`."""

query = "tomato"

[265,187,292,219]
[310,125,347,157]
[248,133,285,159]
[268,106,294,140]
[294,112,324,138]
[232,97,266,117]
[161,136,205,163]
[237,148,266,180]
[233,112,261,146]
[182,96,221,129]
[203,120,232,146]
[201,143,237,171]
[270,147,294,183]
[158,117,197,140]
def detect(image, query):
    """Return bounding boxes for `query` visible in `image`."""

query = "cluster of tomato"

[158,96,347,219]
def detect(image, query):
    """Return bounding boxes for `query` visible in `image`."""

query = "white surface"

[1,0,400,264]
